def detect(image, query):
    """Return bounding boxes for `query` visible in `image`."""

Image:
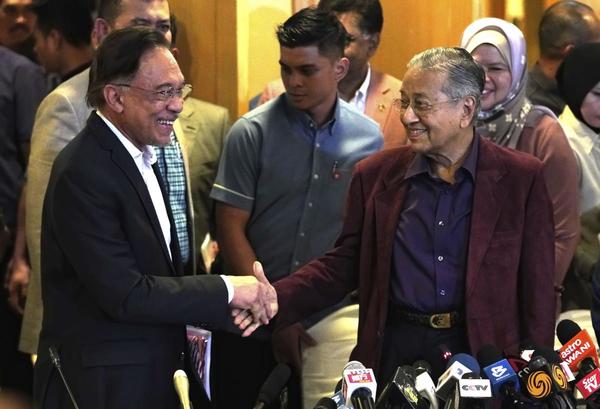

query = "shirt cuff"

[220,275,234,303]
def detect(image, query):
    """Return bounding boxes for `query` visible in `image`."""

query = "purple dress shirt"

[390,136,479,313]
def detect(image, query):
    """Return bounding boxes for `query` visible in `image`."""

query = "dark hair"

[97,0,121,24]
[318,0,383,34]
[170,12,177,46]
[32,0,94,47]
[87,26,169,108]
[408,47,485,120]
[276,7,348,58]
[539,0,600,59]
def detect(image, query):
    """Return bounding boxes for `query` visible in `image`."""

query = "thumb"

[253,261,269,284]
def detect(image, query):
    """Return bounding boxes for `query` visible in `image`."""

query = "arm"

[215,202,256,276]
[528,117,580,290]
[6,187,29,314]
[518,164,556,347]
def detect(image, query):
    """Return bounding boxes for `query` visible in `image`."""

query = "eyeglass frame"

[112,83,192,102]
[392,97,461,116]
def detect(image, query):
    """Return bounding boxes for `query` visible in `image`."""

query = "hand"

[5,257,30,315]
[228,261,278,336]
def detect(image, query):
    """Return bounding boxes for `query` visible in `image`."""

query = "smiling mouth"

[406,128,427,138]
[157,119,175,126]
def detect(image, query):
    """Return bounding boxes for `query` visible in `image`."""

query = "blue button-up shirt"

[390,136,479,313]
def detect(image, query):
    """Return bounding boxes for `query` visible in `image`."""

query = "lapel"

[465,137,509,297]
[365,70,394,129]
[173,118,197,275]
[89,112,177,275]
[373,149,415,284]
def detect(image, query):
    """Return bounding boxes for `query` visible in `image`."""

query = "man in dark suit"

[240,47,557,382]
[35,27,277,409]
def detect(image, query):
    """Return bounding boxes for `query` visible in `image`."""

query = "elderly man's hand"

[227,261,278,336]
[5,257,30,315]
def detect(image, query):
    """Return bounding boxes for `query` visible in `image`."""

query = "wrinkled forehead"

[401,67,448,98]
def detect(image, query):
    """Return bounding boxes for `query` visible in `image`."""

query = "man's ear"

[460,95,477,128]
[92,18,111,49]
[103,84,125,114]
[335,56,350,82]
[170,46,180,60]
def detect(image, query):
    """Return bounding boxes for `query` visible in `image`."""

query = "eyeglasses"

[392,97,460,116]
[114,83,192,102]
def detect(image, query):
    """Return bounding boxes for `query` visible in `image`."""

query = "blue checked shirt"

[155,133,190,265]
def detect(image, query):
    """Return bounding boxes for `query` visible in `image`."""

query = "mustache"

[8,23,31,33]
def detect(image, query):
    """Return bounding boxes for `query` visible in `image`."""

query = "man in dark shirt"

[248,47,557,383]
[527,0,600,116]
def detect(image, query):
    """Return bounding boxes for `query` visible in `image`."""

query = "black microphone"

[522,352,576,409]
[375,365,429,409]
[314,397,338,409]
[49,346,81,409]
[253,363,292,409]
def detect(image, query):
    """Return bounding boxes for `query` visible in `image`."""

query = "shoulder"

[356,145,413,176]
[181,96,229,120]
[370,70,402,93]
[337,99,381,132]
[480,137,543,174]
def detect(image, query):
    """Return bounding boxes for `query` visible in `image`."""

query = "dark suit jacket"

[275,136,556,373]
[34,112,229,409]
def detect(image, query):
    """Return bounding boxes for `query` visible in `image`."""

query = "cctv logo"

[491,366,507,378]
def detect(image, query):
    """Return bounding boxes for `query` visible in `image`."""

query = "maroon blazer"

[274,135,556,373]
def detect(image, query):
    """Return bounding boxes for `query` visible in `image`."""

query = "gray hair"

[407,47,485,119]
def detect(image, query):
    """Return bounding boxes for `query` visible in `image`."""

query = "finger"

[242,321,262,337]
[236,313,254,331]
[252,261,269,285]
[250,303,269,325]
[233,309,252,326]
[231,308,243,317]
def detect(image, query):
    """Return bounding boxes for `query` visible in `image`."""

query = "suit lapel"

[465,137,509,297]
[90,113,177,275]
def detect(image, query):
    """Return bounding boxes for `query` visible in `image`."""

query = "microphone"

[48,346,81,409]
[452,373,492,409]
[436,354,479,402]
[557,319,599,373]
[173,369,192,409]
[330,378,348,409]
[477,345,522,403]
[314,397,339,409]
[341,361,377,409]
[253,363,292,409]
[375,365,429,409]
[413,361,438,409]
[575,367,600,399]
[521,352,576,409]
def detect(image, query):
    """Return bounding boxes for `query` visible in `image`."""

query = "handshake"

[226,261,278,337]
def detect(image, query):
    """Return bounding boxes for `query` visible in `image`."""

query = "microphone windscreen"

[313,397,337,409]
[557,319,582,345]
[344,360,366,371]
[413,360,432,375]
[532,347,562,364]
[256,363,291,406]
[449,353,481,376]
[477,345,503,367]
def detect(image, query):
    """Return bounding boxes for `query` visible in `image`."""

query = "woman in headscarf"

[460,18,579,312]
[557,42,600,311]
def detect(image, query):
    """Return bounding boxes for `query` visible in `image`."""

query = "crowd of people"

[1,0,600,408]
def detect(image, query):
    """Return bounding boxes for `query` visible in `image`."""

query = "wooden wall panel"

[371,0,476,84]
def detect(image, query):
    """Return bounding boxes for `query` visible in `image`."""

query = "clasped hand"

[227,261,277,336]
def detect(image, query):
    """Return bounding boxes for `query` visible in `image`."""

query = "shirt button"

[437,255,444,262]
[308,202,313,208]
[294,260,300,266]
[313,174,319,179]
[440,289,446,296]
[437,220,445,227]
[299,232,305,237]
[316,143,321,148]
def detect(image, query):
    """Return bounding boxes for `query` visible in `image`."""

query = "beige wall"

[169,0,600,118]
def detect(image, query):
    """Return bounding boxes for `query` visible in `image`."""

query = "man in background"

[527,0,600,116]
[0,0,36,61]
[31,0,94,82]
[211,7,382,408]
[257,0,405,149]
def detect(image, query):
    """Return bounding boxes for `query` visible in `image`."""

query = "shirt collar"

[97,110,156,166]
[350,65,371,106]
[405,133,479,181]
[283,93,340,135]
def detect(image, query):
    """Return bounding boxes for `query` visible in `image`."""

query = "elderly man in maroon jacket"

[239,46,556,382]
